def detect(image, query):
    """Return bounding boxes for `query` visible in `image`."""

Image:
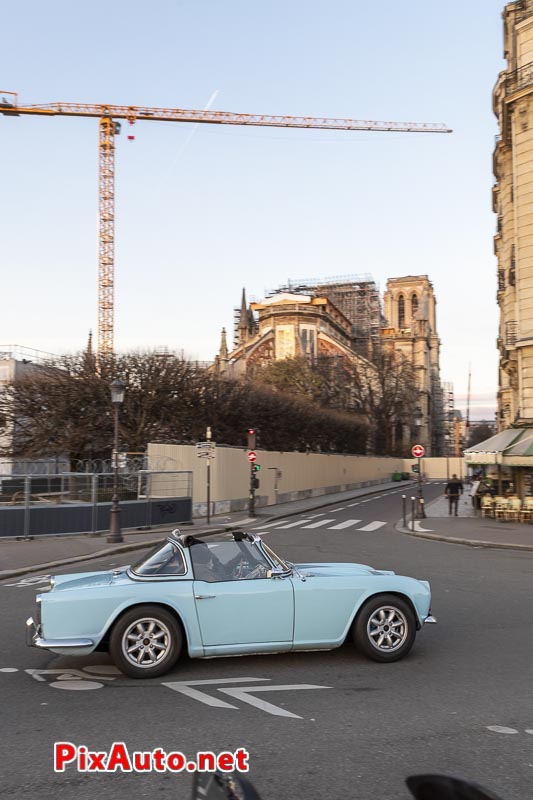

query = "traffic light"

[252,476,260,489]
[247,428,256,450]
[253,463,261,472]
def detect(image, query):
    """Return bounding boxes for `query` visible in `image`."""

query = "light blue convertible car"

[26,529,436,678]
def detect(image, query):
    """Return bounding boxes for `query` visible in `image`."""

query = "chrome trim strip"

[26,616,94,649]
[35,636,95,649]
[127,538,190,581]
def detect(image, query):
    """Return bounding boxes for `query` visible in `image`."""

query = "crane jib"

[0,93,452,356]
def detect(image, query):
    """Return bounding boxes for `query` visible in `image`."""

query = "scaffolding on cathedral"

[270,274,383,356]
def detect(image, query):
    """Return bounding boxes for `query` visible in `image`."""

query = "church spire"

[219,327,229,361]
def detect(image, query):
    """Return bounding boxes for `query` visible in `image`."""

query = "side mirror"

[192,772,261,800]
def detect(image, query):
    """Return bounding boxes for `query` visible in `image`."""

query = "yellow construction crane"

[0,91,452,356]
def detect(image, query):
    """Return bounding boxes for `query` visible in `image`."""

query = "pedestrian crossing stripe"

[251,519,386,533]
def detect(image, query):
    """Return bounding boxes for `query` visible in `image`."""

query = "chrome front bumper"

[25,617,94,649]
[424,614,437,624]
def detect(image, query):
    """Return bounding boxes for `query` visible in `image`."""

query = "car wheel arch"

[348,591,421,641]
[104,601,190,651]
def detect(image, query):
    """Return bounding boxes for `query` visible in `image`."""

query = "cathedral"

[214,275,443,455]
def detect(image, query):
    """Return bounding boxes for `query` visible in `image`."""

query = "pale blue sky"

[1,0,507,419]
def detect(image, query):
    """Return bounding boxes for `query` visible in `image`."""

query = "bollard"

[411,496,416,531]
[402,495,406,528]
[419,497,425,519]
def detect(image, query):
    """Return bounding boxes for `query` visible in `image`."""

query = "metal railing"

[0,470,192,537]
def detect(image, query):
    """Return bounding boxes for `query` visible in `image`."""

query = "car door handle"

[194,594,216,600]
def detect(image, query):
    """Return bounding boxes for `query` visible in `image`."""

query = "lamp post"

[444,433,450,482]
[414,406,426,519]
[107,379,126,543]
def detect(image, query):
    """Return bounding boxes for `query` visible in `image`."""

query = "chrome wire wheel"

[121,617,171,669]
[366,605,408,652]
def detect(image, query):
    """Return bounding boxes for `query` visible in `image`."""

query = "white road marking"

[25,667,115,690]
[0,668,18,672]
[251,520,290,529]
[357,521,387,532]
[276,520,313,529]
[332,507,346,511]
[163,677,266,709]
[50,680,104,690]
[218,684,330,719]
[4,574,51,588]
[329,520,362,530]
[347,502,360,507]
[302,519,336,529]
[526,730,533,734]
[304,513,326,518]
[163,677,330,718]
[486,726,519,734]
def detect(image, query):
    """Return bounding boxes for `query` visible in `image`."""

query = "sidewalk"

[3,479,533,579]
[0,480,413,578]
[399,492,533,552]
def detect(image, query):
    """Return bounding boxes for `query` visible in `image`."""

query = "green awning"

[464,427,533,465]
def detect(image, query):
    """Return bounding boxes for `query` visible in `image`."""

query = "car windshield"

[130,541,186,577]
[190,540,271,582]
[261,541,290,572]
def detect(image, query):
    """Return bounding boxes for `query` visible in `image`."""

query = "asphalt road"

[1,482,532,800]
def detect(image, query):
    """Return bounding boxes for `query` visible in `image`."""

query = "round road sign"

[247,451,257,462]
[412,444,425,458]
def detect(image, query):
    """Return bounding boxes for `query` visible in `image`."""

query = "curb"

[0,485,414,578]
[396,524,533,552]
[0,524,234,580]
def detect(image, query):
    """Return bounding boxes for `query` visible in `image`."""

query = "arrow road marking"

[162,677,267,709]
[162,677,330,717]
[218,684,331,719]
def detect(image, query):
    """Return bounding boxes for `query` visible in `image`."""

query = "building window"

[398,295,405,329]
[300,326,316,358]
[275,326,295,359]
[411,294,418,319]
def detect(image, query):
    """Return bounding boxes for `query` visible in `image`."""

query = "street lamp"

[444,433,450,481]
[414,407,425,519]
[107,379,126,544]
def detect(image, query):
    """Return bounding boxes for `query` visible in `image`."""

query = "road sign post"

[411,445,426,519]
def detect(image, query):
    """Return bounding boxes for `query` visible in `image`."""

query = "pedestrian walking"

[445,473,464,516]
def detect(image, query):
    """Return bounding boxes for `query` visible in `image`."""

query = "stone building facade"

[493,0,533,428]
[215,274,443,455]
[382,276,442,453]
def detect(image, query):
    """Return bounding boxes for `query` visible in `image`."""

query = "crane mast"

[1,92,452,356]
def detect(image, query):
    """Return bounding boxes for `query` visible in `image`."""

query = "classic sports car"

[26,529,436,678]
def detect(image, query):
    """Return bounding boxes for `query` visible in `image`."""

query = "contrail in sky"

[166,89,220,170]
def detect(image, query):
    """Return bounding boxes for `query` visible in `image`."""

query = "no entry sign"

[412,444,425,458]
[247,451,257,462]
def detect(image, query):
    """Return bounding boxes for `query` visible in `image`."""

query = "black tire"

[110,605,182,678]
[353,594,416,662]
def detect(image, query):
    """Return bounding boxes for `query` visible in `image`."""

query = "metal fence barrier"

[0,470,192,538]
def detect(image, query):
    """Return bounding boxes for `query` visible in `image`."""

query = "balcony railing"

[506,60,533,94]
[506,320,518,346]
